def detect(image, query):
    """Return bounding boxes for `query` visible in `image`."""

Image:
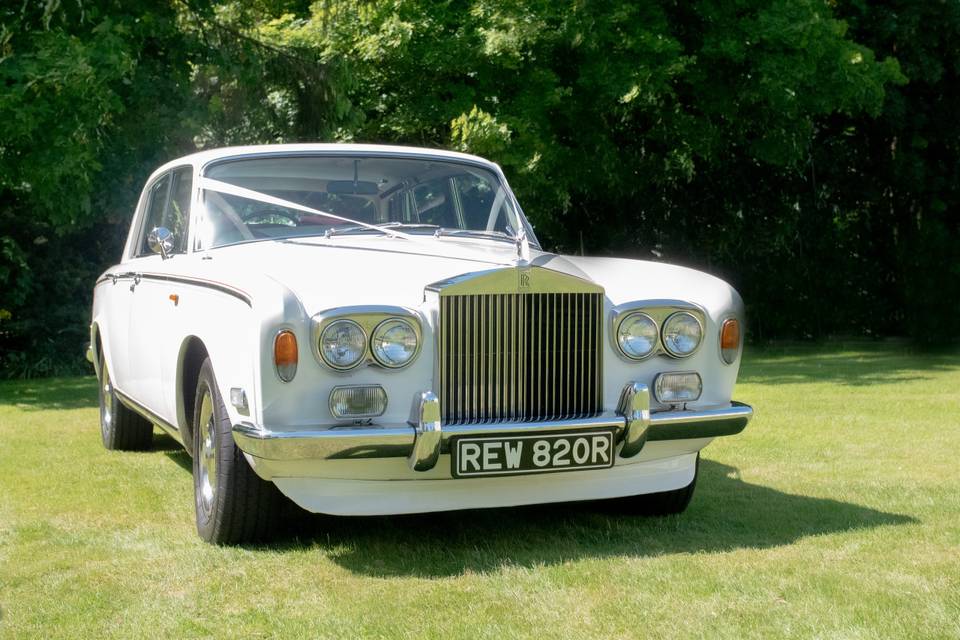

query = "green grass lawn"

[1,345,958,639]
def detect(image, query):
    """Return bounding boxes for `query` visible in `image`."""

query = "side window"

[166,167,193,253]
[136,168,192,257]
[138,173,171,256]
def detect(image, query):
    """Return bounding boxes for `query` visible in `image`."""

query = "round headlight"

[617,313,659,359]
[371,318,419,368]
[662,311,703,357]
[319,320,366,369]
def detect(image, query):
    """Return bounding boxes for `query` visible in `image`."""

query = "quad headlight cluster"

[317,314,421,370]
[616,310,704,360]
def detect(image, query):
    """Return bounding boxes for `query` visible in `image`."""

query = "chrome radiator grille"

[439,292,603,425]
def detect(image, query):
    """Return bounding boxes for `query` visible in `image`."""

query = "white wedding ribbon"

[198,176,417,241]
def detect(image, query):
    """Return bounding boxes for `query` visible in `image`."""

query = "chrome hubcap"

[100,367,113,437]
[197,389,218,516]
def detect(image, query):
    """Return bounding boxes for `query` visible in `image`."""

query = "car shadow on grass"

[260,459,915,577]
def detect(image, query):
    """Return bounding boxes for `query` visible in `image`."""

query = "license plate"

[452,430,615,478]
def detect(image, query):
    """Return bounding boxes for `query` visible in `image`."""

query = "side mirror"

[147,226,175,259]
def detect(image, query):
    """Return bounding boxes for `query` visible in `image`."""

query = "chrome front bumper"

[232,383,753,473]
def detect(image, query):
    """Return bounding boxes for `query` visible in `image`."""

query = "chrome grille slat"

[440,291,603,425]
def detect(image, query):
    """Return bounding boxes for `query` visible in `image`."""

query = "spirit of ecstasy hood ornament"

[515,227,531,265]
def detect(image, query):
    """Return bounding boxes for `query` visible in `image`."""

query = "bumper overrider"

[232,382,753,472]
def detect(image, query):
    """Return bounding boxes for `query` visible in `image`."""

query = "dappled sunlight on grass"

[740,344,960,386]
[0,376,98,411]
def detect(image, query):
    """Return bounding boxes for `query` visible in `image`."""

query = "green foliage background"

[1,0,957,376]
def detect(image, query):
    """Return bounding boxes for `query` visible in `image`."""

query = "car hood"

[199,236,740,318]
[203,236,591,312]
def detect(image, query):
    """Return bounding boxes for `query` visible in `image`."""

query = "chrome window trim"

[198,151,542,250]
[609,300,707,362]
[130,164,195,260]
[311,305,423,372]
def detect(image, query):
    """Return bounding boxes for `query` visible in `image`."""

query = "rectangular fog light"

[654,372,702,404]
[329,385,387,419]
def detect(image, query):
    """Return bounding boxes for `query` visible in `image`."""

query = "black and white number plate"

[452,430,615,478]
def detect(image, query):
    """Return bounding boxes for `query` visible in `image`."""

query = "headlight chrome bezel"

[616,312,660,361]
[370,317,421,368]
[610,301,707,362]
[311,306,423,372]
[318,319,368,370]
[661,311,704,358]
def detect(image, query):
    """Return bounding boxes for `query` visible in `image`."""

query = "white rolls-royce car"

[89,144,752,544]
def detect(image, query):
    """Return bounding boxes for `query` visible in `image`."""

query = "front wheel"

[193,357,280,544]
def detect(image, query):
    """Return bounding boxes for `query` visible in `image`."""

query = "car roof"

[153,143,500,176]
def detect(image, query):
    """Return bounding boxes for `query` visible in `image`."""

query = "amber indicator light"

[274,330,298,381]
[721,318,741,350]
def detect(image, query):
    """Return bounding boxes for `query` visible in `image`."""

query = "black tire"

[98,352,153,451]
[607,454,699,516]
[192,357,280,544]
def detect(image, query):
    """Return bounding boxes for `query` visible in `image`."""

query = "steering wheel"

[242,208,299,226]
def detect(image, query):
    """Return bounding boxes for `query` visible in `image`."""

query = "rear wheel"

[98,352,153,451]
[193,357,280,544]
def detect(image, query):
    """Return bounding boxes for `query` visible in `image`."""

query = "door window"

[136,167,192,256]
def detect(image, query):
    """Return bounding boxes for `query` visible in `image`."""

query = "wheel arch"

[90,323,103,378]
[176,335,210,456]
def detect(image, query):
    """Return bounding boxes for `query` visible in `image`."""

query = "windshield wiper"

[435,228,515,242]
[325,222,440,238]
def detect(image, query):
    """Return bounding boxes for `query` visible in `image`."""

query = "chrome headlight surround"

[318,319,367,370]
[661,311,704,358]
[616,312,659,360]
[371,317,420,368]
[311,306,423,372]
[609,301,707,361]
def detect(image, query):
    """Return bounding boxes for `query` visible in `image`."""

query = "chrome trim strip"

[232,394,753,466]
[96,271,253,306]
[646,401,753,441]
[138,273,253,307]
[427,265,603,296]
[114,388,184,446]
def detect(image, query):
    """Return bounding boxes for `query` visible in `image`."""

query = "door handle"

[129,273,142,291]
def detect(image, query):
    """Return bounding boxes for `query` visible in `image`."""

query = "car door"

[126,166,193,422]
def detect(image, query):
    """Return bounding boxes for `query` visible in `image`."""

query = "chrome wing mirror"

[147,226,174,259]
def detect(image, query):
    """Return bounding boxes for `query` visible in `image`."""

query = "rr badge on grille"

[518,268,531,290]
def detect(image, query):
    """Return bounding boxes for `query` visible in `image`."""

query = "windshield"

[198,155,532,249]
